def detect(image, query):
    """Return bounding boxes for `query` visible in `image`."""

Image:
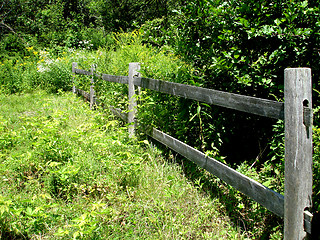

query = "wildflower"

[37,65,50,73]
[26,46,34,51]
[45,59,53,65]
[33,51,38,55]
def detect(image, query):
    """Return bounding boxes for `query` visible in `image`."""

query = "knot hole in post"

[303,99,312,138]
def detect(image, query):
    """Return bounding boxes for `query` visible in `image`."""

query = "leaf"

[54,227,69,236]
[48,161,62,167]
[0,205,9,215]
[274,19,282,26]
[197,104,201,115]
[25,207,33,216]
[189,113,197,122]
[264,180,272,188]
[73,231,80,239]
[238,203,245,209]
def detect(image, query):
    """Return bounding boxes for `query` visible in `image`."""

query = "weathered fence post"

[72,62,77,94]
[128,62,141,137]
[284,68,313,239]
[90,64,96,110]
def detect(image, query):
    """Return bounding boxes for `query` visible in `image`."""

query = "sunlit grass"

[0,92,246,239]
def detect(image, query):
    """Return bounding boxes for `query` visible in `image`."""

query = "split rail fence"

[72,62,314,239]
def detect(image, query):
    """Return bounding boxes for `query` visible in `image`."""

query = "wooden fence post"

[72,62,77,94]
[128,62,141,137]
[90,64,96,110]
[284,68,313,239]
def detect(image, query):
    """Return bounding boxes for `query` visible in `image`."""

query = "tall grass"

[0,92,245,239]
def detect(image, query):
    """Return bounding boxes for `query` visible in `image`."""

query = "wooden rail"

[135,77,285,120]
[72,62,314,239]
[73,65,312,124]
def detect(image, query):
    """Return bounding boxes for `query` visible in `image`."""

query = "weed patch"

[0,92,245,239]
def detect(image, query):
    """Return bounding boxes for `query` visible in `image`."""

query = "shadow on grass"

[148,137,283,239]
[0,223,29,240]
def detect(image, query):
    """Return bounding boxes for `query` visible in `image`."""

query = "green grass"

[0,91,246,239]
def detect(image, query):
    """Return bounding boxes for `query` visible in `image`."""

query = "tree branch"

[0,21,26,45]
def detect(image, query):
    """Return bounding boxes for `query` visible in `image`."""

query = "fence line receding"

[72,62,314,239]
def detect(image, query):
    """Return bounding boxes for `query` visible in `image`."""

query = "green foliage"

[92,31,218,152]
[313,126,320,212]
[72,32,284,237]
[0,92,245,239]
[101,0,180,31]
[141,0,320,168]
[140,18,168,47]
[0,0,111,52]
[0,47,73,94]
[0,34,27,57]
[163,0,319,93]
[140,3,320,233]
[1,0,319,236]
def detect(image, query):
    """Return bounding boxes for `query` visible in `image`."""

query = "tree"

[101,0,180,31]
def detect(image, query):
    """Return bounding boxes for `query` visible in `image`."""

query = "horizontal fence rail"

[72,62,314,239]
[105,106,285,217]
[135,77,285,120]
[74,66,284,119]
[74,66,313,124]
[150,127,285,217]
[100,73,129,85]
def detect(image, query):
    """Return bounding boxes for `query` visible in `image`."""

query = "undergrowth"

[0,91,245,239]
[1,29,319,238]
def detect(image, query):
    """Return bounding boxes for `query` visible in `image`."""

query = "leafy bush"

[141,0,320,164]
[0,46,74,94]
[0,34,27,58]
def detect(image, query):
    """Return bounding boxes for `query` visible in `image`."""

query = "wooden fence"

[72,62,314,239]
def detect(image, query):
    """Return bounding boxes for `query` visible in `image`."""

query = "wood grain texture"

[100,73,129,85]
[128,63,140,137]
[74,67,314,123]
[134,77,284,119]
[284,68,313,239]
[149,127,284,217]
